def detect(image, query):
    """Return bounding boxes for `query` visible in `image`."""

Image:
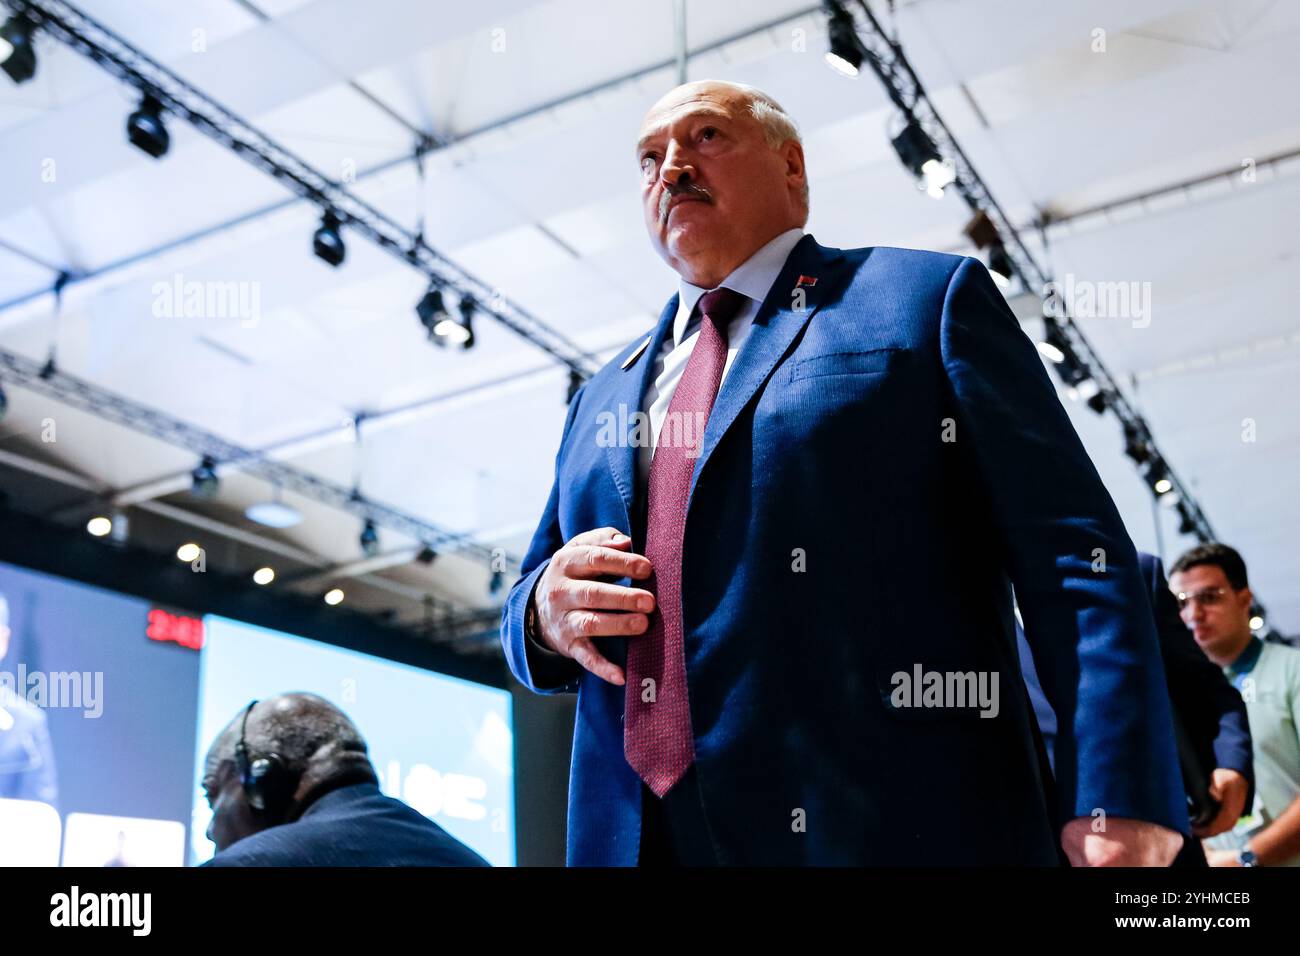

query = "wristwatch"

[1237,848,1257,867]
[524,593,540,641]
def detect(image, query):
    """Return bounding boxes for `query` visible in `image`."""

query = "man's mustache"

[658,181,713,224]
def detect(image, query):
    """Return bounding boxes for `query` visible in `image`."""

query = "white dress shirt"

[637,227,805,495]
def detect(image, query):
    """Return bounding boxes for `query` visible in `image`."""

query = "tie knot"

[697,287,746,326]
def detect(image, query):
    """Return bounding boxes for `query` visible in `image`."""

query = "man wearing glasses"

[1170,543,1300,866]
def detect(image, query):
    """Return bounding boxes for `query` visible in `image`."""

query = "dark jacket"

[202,780,490,867]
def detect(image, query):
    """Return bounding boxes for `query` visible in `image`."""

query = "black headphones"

[234,700,295,822]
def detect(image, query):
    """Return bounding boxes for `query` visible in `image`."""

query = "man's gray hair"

[731,82,810,218]
[737,85,801,149]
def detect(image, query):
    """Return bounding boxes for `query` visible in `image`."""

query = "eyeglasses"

[1175,587,1228,611]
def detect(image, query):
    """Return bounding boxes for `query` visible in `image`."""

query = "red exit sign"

[147,609,205,650]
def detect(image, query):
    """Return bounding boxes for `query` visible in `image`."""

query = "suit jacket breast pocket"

[788,347,900,383]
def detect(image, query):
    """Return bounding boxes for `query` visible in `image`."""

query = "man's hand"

[1193,769,1250,838]
[1060,816,1183,866]
[532,527,654,686]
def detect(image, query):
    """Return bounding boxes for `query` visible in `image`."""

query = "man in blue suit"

[501,80,1187,865]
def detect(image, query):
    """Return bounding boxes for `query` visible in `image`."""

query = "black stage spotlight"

[986,244,1014,290]
[415,545,438,565]
[1123,423,1152,466]
[190,455,219,498]
[1176,501,1197,536]
[433,295,475,349]
[359,518,379,557]
[1045,323,1069,360]
[890,117,954,198]
[961,211,1013,290]
[823,1,862,77]
[1036,317,1068,364]
[1144,459,1174,500]
[1056,350,1089,388]
[0,14,37,85]
[416,286,449,337]
[891,118,936,177]
[313,211,346,267]
[127,95,170,158]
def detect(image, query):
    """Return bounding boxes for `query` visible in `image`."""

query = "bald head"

[202,693,375,852]
[206,693,367,767]
[636,80,808,288]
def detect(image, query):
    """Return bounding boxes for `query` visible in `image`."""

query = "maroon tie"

[625,287,747,797]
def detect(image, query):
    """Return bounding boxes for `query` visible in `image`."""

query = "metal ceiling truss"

[1,0,600,378]
[0,345,516,571]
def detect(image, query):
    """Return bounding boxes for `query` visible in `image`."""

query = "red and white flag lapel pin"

[796,274,818,288]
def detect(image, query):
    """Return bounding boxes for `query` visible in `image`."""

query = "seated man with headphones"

[199,693,489,867]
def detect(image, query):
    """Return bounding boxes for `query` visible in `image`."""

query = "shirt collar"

[673,227,805,347]
[1226,635,1264,680]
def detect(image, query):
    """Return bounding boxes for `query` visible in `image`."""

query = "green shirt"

[1224,638,1300,866]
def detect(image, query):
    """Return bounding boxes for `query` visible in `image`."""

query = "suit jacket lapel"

[688,236,846,496]
[597,237,848,526]
[603,293,679,523]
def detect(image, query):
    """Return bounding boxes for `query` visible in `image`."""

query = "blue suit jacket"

[202,781,490,867]
[502,236,1188,865]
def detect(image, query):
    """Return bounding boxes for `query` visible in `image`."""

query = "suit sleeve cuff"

[504,560,580,694]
